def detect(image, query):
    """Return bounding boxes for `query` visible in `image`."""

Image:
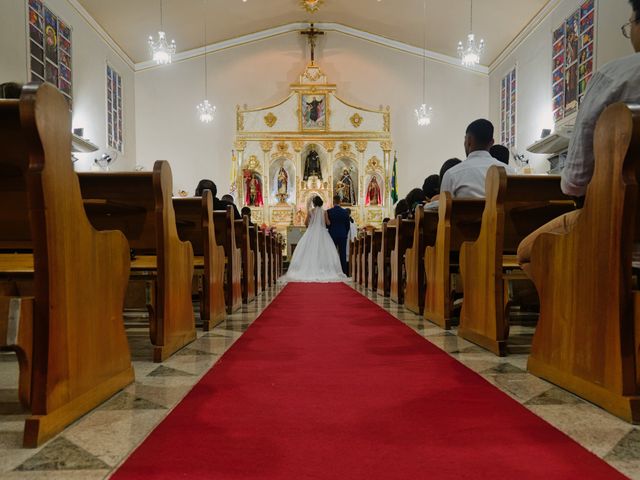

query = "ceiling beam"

[134,22,489,75]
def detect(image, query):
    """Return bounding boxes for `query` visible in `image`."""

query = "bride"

[281,196,346,283]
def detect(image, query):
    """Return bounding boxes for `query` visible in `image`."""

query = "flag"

[391,151,398,204]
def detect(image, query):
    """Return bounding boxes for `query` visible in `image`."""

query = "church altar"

[232,62,394,250]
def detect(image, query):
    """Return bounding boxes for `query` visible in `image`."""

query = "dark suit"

[327,205,350,275]
[213,197,241,220]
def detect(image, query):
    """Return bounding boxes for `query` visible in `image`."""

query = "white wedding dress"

[281,207,347,283]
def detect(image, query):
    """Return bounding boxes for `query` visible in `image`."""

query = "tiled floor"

[0,282,639,479]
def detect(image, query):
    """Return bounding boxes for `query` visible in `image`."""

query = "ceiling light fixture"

[196,0,215,123]
[148,0,176,65]
[414,0,432,127]
[457,0,484,67]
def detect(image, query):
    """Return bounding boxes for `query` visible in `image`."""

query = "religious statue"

[303,149,322,180]
[295,208,306,226]
[365,176,382,206]
[276,166,289,204]
[244,172,264,207]
[337,168,356,205]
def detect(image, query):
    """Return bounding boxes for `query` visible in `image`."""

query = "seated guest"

[518,0,640,269]
[489,144,511,165]
[195,179,241,219]
[405,188,427,218]
[439,158,462,181]
[241,206,254,226]
[422,174,440,200]
[394,199,409,219]
[439,119,516,198]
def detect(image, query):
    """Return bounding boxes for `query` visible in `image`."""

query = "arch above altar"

[232,62,394,245]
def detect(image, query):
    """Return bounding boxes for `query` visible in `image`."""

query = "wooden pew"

[377,220,396,297]
[258,229,270,289]
[404,206,439,315]
[0,83,134,446]
[235,216,255,304]
[424,194,484,329]
[367,230,383,291]
[213,207,242,313]
[275,233,283,279]
[249,225,262,295]
[360,232,371,288]
[348,239,355,278]
[78,161,195,362]
[173,192,226,330]
[527,103,640,422]
[390,217,416,304]
[458,166,575,356]
[353,236,362,284]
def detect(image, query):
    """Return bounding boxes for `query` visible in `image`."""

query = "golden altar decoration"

[232,62,393,249]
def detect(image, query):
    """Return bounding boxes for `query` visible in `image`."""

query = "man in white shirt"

[518,0,640,269]
[427,119,515,210]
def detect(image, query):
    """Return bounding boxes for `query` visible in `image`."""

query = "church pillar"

[234,140,247,204]
[380,141,392,216]
[260,141,273,219]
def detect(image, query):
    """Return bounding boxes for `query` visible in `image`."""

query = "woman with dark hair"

[281,196,346,282]
[195,179,240,218]
[394,199,409,219]
[422,174,440,200]
[405,188,427,218]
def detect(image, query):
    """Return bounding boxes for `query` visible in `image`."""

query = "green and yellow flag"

[391,151,398,204]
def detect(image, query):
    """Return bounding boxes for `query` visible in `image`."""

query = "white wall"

[489,0,634,172]
[0,0,137,171]
[135,31,488,198]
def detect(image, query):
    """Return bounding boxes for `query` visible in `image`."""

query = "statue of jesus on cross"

[300,23,324,64]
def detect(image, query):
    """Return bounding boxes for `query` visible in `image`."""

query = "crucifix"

[301,23,324,64]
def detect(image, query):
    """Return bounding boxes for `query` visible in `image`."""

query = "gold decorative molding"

[264,112,277,128]
[272,141,293,161]
[292,140,304,152]
[366,209,383,224]
[350,113,363,128]
[383,110,391,132]
[337,141,356,160]
[366,156,383,174]
[244,155,263,174]
[272,208,293,225]
[236,106,244,131]
[323,140,336,152]
[380,140,393,152]
[355,140,368,153]
[300,0,323,13]
[234,140,247,152]
[260,140,273,152]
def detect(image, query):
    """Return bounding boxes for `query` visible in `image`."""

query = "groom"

[327,194,351,275]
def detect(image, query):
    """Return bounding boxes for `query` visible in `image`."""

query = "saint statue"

[365,176,382,206]
[244,172,264,207]
[337,168,356,205]
[303,149,322,180]
[277,167,289,196]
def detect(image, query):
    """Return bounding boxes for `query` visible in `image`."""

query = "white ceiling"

[76,0,552,66]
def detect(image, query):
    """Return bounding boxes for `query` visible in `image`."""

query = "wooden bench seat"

[78,160,196,362]
[214,207,242,313]
[390,217,416,304]
[424,194,484,329]
[0,83,134,447]
[377,220,396,297]
[459,166,575,356]
[249,225,263,295]
[235,216,256,304]
[404,206,438,315]
[527,103,640,422]
[173,192,226,330]
[367,230,382,291]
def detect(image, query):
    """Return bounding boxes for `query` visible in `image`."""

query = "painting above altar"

[232,61,394,247]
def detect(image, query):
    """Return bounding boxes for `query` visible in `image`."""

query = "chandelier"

[196,0,215,123]
[414,0,433,127]
[197,99,215,123]
[148,0,176,65]
[415,104,432,126]
[301,0,323,13]
[457,0,484,67]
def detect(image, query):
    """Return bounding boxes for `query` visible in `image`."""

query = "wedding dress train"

[280,207,347,283]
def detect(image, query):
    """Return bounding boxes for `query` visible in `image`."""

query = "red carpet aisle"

[113,283,625,479]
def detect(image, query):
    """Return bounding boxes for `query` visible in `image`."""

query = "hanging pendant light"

[196,0,215,123]
[414,0,433,127]
[457,0,484,67]
[148,0,176,65]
